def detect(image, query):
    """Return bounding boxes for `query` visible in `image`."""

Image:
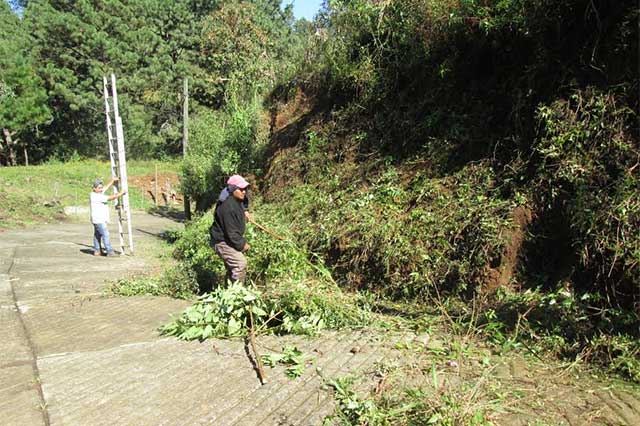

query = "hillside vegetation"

[255,0,639,379]
[167,0,640,382]
[261,0,638,302]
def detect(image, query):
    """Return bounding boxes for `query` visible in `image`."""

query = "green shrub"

[108,264,198,299]
[534,88,639,300]
[181,100,263,212]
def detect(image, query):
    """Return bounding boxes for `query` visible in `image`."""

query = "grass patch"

[322,349,495,426]
[108,264,198,300]
[0,188,66,228]
[0,159,180,229]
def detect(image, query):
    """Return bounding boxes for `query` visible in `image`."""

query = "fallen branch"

[248,308,267,385]
[248,217,287,241]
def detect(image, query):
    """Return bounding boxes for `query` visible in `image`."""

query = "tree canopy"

[1,0,300,163]
[1,0,50,165]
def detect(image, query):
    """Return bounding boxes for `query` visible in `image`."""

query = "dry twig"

[248,309,267,385]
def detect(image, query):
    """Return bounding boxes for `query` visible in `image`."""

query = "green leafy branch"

[262,345,314,378]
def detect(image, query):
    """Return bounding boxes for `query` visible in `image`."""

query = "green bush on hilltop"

[181,100,264,213]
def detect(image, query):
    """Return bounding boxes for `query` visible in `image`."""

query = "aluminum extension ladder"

[102,74,134,255]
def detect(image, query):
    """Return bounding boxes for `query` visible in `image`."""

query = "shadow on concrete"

[76,243,98,256]
[135,228,180,243]
[147,206,185,222]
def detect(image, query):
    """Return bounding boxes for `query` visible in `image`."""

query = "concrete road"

[0,213,393,426]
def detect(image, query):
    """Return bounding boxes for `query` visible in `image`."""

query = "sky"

[4,1,325,21]
[285,0,324,21]
[5,0,23,14]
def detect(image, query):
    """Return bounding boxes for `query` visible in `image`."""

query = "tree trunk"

[24,146,29,166]
[2,128,17,166]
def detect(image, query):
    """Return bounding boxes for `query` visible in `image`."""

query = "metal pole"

[154,164,158,206]
[166,177,170,206]
[183,77,191,220]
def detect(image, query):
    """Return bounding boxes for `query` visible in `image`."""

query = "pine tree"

[0,1,50,166]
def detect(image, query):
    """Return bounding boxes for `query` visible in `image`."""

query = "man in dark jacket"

[210,174,251,282]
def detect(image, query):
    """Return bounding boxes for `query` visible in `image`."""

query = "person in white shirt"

[90,178,126,256]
